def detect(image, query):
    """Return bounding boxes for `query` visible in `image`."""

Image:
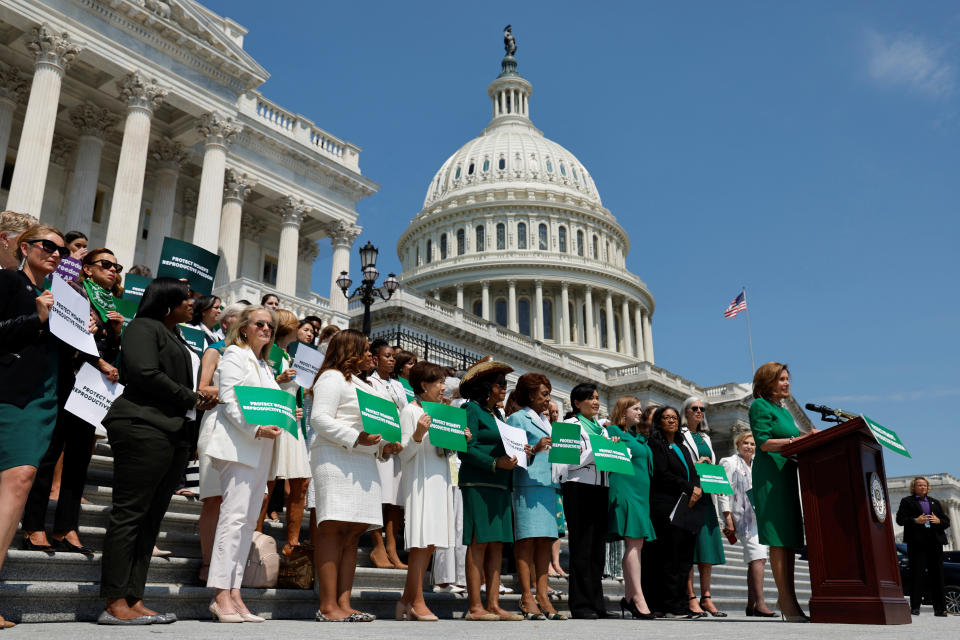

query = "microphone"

[805,403,857,421]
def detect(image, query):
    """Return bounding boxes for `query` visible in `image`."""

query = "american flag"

[723,291,747,318]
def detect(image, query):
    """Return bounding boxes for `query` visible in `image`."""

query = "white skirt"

[741,533,769,563]
[270,428,311,479]
[311,442,382,529]
[377,456,402,506]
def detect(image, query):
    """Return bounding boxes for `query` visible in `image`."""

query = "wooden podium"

[782,417,911,624]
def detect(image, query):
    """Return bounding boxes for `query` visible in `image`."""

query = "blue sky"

[204,1,959,478]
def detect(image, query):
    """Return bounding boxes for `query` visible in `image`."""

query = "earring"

[165,307,171,316]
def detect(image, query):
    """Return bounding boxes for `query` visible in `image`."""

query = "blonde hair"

[226,305,277,360]
[274,308,299,343]
[909,477,929,493]
[610,396,642,432]
[15,223,64,260]
[734,432,755,450]
[0,210,36,236]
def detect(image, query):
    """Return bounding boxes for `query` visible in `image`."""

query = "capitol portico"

[0,0,377,324]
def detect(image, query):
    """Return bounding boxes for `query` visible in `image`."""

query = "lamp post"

[337,241,400,336]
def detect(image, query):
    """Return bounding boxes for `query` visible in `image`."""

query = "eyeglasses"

[30,239,70,258]
[252,320,275,333]
[89,259,123,273]
[689,407,705,413]
[661,416,679,423]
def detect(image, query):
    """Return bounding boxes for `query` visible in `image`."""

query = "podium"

[782,417,911,624]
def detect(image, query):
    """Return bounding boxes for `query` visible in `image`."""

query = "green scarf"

[83,279,115,323]
[576,413,604,437]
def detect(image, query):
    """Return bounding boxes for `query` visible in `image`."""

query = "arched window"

[600,309,608,347]
[457,228,465,255]
[614,314,622,350]
[468,162,475,175]
[560,162,566,176]
[518,298,530,336]
[482,158,490,172]
[495,298,507,327]
[538,223,548,250]
[558,226,567,253]
[593,234,599,259]
[440,233,447,259]
[498,157,505,170]
[473,299,483,317]
[496,223,505,250]
[543,299,553,340]
[416,246,420,265]
[577,230,584,257]
[569,301,576,342]
[425,239,432,263]
[517,222,527,249]
[475,225,485,252]
[454,166,461,179]
[546,159,553,173]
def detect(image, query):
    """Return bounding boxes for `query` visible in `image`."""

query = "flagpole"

[743,286,756,374]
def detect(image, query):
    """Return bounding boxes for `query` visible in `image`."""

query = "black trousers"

[99,419,188,600]
[648,500,696,615]
[21,409,96,533]
[562,482,609,615]
[908,538,946,612]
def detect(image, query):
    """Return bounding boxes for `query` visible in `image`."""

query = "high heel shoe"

[519,601,546,621]
[776,599,810,623]
[209,602,244,623]
[238,611,264,623]
[395,601,438,622]
[619,597,655,620]
[700,595,727,617]
[753,607,777,618]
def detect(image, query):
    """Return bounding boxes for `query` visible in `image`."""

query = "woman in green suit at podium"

[749,362,818,623]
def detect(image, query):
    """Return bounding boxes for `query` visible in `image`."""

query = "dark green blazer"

[104,318,196,433]
[457,400,512,490]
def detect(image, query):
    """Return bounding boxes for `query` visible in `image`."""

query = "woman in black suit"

[645,406,704,619]
[895,476,952,617]
[97,278,216,625]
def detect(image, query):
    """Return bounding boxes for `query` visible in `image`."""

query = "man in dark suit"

[895,476,951,617]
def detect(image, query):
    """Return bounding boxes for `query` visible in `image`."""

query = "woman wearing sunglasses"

[20,248,125,556]
[0,224,67,629]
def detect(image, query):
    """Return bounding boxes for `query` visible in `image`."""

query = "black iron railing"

[371,327,482,372]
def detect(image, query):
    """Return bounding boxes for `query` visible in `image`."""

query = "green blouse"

[457,401,511,491]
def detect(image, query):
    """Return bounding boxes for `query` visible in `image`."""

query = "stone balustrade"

[214,277,349,328]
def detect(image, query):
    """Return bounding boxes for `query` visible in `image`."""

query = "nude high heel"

[209,602,243,623]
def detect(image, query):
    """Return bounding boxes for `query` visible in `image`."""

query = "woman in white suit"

[310,329,402,622]
[198,306,284,623]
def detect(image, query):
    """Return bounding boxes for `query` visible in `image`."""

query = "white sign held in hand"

[64,362,124,429]
[49,276,99,356]
[495,418,529,469]
[292,344,325,388]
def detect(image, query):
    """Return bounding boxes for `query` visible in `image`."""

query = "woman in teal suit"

[749,362,819,622]
[505,373,564,620]
[606,396,655,619]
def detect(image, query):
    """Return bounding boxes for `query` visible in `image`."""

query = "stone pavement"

[4,610,953,640]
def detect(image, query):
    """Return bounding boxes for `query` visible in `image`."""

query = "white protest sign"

[292,345,324,388]
[49,276,99,356]
[64,362,124,428]
[495,418,529,469]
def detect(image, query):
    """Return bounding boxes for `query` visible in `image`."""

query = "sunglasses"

[89,259,123,273]
[690,407,705,413]
[252,320,275,333]
[30,239,70,258]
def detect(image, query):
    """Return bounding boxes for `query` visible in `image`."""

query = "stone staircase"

[1,441,811,622]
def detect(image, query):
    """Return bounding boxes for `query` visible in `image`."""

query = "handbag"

[241,531,279,588]
[277,543,314,590]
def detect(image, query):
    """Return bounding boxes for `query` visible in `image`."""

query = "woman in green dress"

[749,362,819,622]
[680,396,726,616]
[458,358,523,621]
[606,396,655,619]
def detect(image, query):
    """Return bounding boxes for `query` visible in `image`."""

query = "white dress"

[399,402,456,550]
[270,351,312,479]
[370,371,406,506]
[309,369,384,528]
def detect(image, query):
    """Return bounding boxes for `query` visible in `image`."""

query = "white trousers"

[432,485,466,586]
[207,443,273,590]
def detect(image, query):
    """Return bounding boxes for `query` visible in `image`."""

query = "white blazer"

[199,345,280,468]
[679,426,716,464]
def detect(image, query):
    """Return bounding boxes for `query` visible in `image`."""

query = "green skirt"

[693,497,726,565]
[0,355,58,472]
[462,485,513,545]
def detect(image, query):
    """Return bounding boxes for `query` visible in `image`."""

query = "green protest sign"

[233,385,298,438]
[399,376,416,402]
[863,415,911,458]
[268,343,287,377]
[588,434,634,475]
[549,422,582,464]
[422,401,468,451]
[113,297,139,321]
[122,274,151,302]
[178,324,206,354]
[356,388,401,442]
[156,237,219,295]
[694,463,734,495]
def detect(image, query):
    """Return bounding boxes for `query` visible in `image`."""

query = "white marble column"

[0,66,26,169]
[144,137,187,271]
[64,103,118,233]
[323,220,361,313]
[560,282,570,345]
[273,196,306,296]
[297,237,320,298]
[456,283,464,309]
[534,279,544,341]
[217,169,253,285]
[192,112,241,253]
[634,306,645,361]
[507,279,518,331]
[642,310,655,364]
[584,286,596,347]
[605,291,616,350]
[621,297,634,357]
[104,72,166,271]
[6,24,82,218]
[481,280,490,321]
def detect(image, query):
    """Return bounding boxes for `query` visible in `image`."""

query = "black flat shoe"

[753,608,777,618]
[571,609,598,619]
[21,537,53,552]
[52,538,94,554]
[597,609,619,619]
[911,608,920,616]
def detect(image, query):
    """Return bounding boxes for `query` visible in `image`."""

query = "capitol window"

[496,223,505,250]
[468,162,475,175]
[593,235,599,259]
[473,300,482,317]
[440,233,448,259]
[600,309,608,346]
[538,223,548,250]
[560,162,566,176]
[577,230,584,257]
[573,167,579,181]
[457,229,465,255]
[605,240,610,262]
[498,157,506,170]
[262,256,278,286]
[518,298,531,336]
[495,298,507,327]
[455,166,461,179]
[543,299,554,340]
[476,225,485,252]
[426,239,432,263]
[416,246,420,265]
[546,159,553,173]
[559,226,568,252]
[483,158,490,172]
[517,222,527,249]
